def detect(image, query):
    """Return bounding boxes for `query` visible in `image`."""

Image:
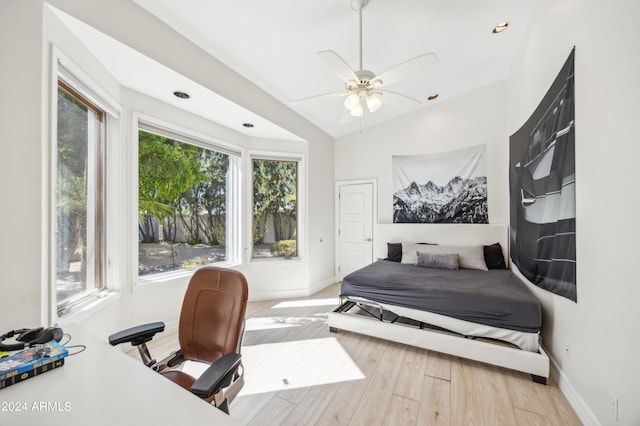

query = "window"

[252,158,298,258]
[138,126,238,276]
[56,80,105,312]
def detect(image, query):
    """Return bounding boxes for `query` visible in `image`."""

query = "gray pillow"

[404,244,488,270]
[416,252,459,270]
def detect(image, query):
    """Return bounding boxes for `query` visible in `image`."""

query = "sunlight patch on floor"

[237,337,364,396]
[244,315,326,331]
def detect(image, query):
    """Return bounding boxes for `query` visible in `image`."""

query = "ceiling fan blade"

[318,50,359,83]
[379,89,423,108]
[375,53,439,87]
[290,91,349,105]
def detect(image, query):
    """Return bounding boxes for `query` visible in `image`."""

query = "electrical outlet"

[609,392,619,421]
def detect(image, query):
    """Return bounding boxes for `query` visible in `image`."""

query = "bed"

[327,224,550,383]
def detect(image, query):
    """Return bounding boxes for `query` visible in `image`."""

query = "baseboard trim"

[308,276,337,296]
[547,346,601,426]
[249,277,337,302]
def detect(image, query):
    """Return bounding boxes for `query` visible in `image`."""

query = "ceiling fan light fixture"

[350,104,364,117]
[344,92,361,112]
[349,99,364,117]
[366,92,383,112]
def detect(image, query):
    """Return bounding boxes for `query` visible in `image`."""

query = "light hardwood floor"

[127,283,582,426]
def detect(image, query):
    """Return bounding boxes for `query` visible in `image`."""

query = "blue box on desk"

[0,340,68,389]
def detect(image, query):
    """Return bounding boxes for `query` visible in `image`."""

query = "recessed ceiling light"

[173,91,190,99]
[242,123,254,128]
[492,22,509,34]
[427,94,439,101]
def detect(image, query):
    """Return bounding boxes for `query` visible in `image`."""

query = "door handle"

[363,237,372,242]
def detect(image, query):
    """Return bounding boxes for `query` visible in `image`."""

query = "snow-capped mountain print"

[392,145,488,223]
[393,176,488,223]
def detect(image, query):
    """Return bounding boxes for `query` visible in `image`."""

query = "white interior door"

[337,182,374,281]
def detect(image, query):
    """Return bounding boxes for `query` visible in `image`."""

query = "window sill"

[137,260,242,285]
[58,290,120,325]
[250,256,303,264]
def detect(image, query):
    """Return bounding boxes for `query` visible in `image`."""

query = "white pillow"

[401,243,488,271]
[400,243,431,265]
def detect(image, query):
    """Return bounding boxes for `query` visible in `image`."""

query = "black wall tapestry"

[509,48,576,301]
[393,145,488,224]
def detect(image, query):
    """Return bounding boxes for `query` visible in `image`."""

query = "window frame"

[52,71,110,319]
[249,152,304,262]
[57,80,107,292]
[135,116,243,285]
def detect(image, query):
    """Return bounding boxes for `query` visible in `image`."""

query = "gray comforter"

[340,260,541,333]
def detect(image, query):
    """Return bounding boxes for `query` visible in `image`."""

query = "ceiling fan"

[292,0,439,118]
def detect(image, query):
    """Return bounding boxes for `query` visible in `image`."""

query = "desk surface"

[0,324,243,426]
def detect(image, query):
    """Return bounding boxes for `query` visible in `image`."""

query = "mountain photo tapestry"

[393,145,488,224]
[509,48,576,302]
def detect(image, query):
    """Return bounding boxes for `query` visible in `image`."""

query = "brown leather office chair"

[109,266,248,414]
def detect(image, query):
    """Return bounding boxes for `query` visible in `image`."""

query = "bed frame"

[328,223,549,384]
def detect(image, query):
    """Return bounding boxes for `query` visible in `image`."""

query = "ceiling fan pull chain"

[359,111,368,135]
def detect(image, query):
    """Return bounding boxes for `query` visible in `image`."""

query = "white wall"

[307,131,336,293]
[336,80,509,224]
[0,1,335,341]
[507,0,640,425]
[0,0,45,327]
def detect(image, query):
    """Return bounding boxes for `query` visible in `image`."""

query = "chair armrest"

[108,322,166,346]
[191,353,242,399]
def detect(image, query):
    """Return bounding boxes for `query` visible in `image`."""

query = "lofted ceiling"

[54,0,535,140]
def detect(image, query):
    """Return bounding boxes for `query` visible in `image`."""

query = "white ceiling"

[54,0,534,140]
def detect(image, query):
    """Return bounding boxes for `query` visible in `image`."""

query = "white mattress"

[346,296,540,352]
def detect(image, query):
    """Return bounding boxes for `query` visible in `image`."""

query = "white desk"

[0,324,243,426]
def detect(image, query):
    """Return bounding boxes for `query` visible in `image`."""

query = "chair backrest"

[178,266,248,364]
